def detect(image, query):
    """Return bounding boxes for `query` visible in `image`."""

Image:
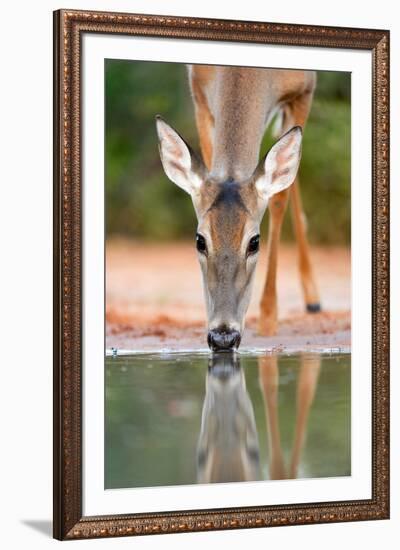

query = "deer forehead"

[197,179,259,250]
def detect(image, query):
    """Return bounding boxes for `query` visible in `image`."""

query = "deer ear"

[156,116,203,196]
[255,126,302,201]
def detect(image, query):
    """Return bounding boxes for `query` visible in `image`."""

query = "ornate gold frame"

[53,8,390,540]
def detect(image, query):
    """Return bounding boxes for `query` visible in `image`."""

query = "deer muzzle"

[207,327,241,352]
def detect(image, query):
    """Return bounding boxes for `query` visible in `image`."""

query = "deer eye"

[196,233,207,255]
[247,234,260,256]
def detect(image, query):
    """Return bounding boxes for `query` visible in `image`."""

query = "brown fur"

[205,180,253,251]
[188,65,320,336]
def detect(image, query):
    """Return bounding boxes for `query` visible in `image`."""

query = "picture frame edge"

[53,8,390,541]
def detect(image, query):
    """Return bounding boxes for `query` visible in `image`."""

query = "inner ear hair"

[156,114,205,176]
[252,131,299,204]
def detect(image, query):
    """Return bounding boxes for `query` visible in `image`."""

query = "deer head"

[156,116,302,351]
[196,353,260,483]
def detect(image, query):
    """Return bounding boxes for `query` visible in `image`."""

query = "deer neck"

[210,67,275,182]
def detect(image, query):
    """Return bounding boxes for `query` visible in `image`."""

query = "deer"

[195,353,320,484]
[156,65,320,352]
[196,353,260,483]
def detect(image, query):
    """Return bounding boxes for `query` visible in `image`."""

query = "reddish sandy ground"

[106,238,351,353]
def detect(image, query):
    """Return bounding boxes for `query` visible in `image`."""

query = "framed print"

[53,9,390,540]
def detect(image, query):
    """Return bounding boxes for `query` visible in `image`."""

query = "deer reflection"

[197,353,261,483]
[258,353,321,479]
[197,352,321,484]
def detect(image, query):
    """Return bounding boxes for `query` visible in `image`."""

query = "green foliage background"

[106,61,350,244]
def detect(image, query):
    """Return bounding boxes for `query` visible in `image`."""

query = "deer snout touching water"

[156,65,320,351]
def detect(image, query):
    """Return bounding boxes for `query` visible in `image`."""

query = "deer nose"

[207,328,241,351]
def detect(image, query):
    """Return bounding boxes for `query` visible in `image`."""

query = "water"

[105,352,350,489]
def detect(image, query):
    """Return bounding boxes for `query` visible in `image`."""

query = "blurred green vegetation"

[106,61,350,244]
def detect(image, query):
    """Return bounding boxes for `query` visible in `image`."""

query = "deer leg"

[288,354,321,478]
[290,176,321,312]
[259,189,290,336]
[259,89,320,335]
[288,91,321,313]
[189,68,214,170]
[258,356,286,480]
[194,109,213,170]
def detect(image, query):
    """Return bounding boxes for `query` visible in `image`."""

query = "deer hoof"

[306,302,321,313]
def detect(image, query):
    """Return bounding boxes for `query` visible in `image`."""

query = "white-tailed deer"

[196,353,320,484]
[156,65,320,351]
[196,354,260,483]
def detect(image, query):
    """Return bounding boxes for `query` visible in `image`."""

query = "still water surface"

[105,352,350,489]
